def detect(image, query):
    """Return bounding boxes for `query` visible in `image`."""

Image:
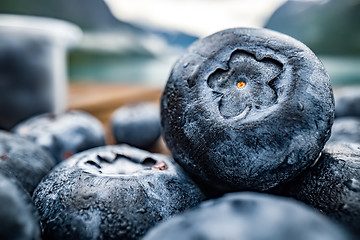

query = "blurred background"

[1,0,359,87]
[0,0,359,137]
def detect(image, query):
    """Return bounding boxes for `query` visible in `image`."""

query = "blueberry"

[0,130,56,194]
[33,145,204,240]
[111,103,161,150]
[0,33,52,130]
[13,110,106,163]
[272,142,360,235]
[327,117,360,144]
[143,192,351,240]
[335,87,360,118]
[0,172,41,240]
[161,28,334,192]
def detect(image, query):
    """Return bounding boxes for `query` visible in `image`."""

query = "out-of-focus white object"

[0,14,82,129]
[105,0,286,37]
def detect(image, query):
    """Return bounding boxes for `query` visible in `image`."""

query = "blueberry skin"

[327,117,360,144]
[13,110,106,163]
[0,172,41,240]
[111,103,161,150]
[0,130,56,194]
[335,87,360,118]
[33,145,205,240]
[161,27,334,192]
[0,33,52,130]
[143,192,351,240]
[272,142,360,235]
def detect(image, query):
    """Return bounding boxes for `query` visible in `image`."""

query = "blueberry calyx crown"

[77,150,168,176]
[207,50,283,119]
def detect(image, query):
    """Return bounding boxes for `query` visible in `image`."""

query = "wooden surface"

[68,82,162,124]
[67,82,169,154]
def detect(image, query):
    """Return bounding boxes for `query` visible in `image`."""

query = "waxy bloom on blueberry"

[161,28,335,192]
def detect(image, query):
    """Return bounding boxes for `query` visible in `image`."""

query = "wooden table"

[68,82,169,154]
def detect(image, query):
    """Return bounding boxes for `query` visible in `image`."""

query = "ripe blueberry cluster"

[0,28,359,240]
[159,28,359,238]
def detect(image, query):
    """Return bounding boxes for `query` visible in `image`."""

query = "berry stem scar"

[237,81,246,89]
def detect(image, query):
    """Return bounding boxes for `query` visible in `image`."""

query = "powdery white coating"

[161,27,334,192]
[0,172,41,240]
[273,142,360,236]
[33,145,204,240]
[143,192,351,240]
[0,131,56,194]
[13,110,106,163]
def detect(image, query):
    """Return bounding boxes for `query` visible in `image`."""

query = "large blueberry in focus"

[13,110,106,163]
[0,172,41,240]
[143,192,351,240]
[33,145,204,240]
[0,130,56,194]
[273,142,360,235]
[334,87,360,118]
[161,28,334,192]
[111,103,160,150]
[327,117,360,144]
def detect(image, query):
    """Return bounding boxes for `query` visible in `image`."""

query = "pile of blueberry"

[0,27,359,240]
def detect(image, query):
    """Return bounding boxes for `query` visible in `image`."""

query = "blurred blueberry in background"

[0,14,81,130]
